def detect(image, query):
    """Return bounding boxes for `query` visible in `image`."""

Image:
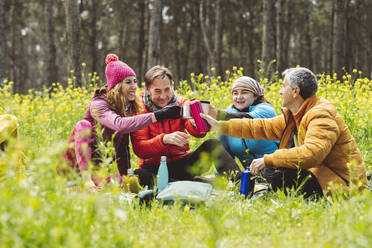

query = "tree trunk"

[194,1,203,74]
[0,0,5,83]
[199,0,223,73]
[137,0,146,85]
[366,1,372,78]
[328,0,335,73]
[199,0,214,70]
[19,3,27,92]
[170,0,181,85]
[65,0,82,86]
[118,22,128,60]
[143,0,150,73]
[10,1,16,88]
[315,36,322,73]
[303,0,312,69]
[332,0,346,77]
[245,0,257,77]
[282,0,292,70]
[44,0,58,88]
[262,0,275,77]
[147,0,162,69]
[117,0,128,62]
[276,0,286,72]
[356,0,368,76]
[238,13,244,68]
[214,0,223,75]
[227,25,233,68]
[344,0,354,73]
[10,0,26,93]
[183,3,193,79]
[89,0,98,74]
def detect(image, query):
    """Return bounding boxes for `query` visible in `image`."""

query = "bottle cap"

[127,168,134,175]
[161,156,167,162]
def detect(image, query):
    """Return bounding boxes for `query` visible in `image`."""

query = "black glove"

[216,110,252,121]
[154,105,182,121]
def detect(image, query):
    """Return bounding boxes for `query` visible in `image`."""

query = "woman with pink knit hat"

[62,54,181,189]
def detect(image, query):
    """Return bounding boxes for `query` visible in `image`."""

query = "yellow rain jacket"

[219,95,367,193]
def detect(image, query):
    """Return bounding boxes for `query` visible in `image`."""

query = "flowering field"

[0,68,371,247]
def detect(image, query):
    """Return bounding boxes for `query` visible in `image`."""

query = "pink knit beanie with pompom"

[105,54,136,90]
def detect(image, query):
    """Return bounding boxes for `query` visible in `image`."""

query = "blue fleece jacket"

[218,103,279,167]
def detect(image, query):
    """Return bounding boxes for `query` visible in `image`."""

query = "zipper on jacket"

[160,120,171,154]
[161,120,165,133]
[278,108,288,148]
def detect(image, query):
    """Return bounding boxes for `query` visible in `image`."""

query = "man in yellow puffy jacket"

[202,67,367,197]
[0,114,25,180]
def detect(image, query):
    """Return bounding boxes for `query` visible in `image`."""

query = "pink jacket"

[84,90,153,175]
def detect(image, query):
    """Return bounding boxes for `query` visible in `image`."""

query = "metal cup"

[182,103,192,119]
[200,101,210,114]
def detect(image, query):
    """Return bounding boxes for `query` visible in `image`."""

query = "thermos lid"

[161,156,167,162]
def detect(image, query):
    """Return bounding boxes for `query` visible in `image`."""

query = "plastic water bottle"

[240,168,255,198]
[157,156,168,191]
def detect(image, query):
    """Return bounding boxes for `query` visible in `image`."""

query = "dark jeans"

[262,167,323,198]
[134,139,241,188]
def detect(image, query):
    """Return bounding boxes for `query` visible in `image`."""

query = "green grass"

[1,177,372,247]
[0,69,371,247]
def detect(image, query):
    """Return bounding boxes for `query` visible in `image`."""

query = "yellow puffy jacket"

[0,114,19,144]
[219,95,367,192]
[0,114,25,181]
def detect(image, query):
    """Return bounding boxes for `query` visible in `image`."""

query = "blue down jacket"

[218,103,279,167]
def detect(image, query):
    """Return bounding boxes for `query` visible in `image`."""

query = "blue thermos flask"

[240,168,255,198]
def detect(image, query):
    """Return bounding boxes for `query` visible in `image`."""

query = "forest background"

[1,0,372,92]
